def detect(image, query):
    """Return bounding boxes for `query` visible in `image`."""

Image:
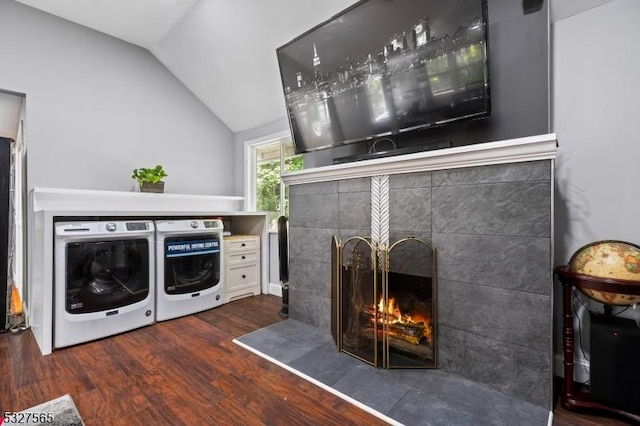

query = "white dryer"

[54,220,155,349]
[155,219,224,321]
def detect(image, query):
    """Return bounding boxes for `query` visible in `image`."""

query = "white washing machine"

[54,220,155,349]
[155,219,224,321]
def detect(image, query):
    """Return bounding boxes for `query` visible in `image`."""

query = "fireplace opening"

[331,235,436,368]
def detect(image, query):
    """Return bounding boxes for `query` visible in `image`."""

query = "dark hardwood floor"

[0,295,634,425]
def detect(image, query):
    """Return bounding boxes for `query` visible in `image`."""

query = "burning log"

[367,317,425,344]
[384,321,425,345]
[364,306,427,345]
[362,327,434,360]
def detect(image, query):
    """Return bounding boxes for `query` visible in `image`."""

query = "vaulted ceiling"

[13,0,358,134]
[1,0,615,140]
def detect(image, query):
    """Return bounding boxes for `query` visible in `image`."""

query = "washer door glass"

[164,234,220,295]
[65,239,149,314]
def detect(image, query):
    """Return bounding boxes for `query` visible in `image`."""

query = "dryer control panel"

[204,220,223,229]
[126,222,150,231]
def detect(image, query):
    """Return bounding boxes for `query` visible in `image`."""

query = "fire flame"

[376,297,432,342]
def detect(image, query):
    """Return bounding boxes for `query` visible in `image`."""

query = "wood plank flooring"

[0,295,633,425]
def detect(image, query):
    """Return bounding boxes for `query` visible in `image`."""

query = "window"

[245,132,303,231]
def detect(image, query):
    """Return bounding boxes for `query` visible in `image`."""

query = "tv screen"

[277,0,490,154]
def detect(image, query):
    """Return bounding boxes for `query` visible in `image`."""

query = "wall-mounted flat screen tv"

[276,0,490,154]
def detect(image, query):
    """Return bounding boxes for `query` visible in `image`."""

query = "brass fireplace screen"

[331,235,437,369]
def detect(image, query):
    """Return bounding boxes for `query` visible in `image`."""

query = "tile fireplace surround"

[281,134,556,413]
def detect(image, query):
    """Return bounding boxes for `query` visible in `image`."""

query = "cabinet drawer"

[226,264,258,291]
[225,238,260,252]
[226,250,258,265]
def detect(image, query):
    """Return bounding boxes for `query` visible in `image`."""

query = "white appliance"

[154,219,224,321]
[54,220,155,349]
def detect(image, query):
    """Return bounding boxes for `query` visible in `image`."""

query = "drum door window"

[164,234,221,295]
[65,239,150,314]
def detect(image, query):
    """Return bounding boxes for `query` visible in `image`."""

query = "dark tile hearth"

[235,319,549,426]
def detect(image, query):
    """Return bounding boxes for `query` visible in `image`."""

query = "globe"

[569,240,640,305]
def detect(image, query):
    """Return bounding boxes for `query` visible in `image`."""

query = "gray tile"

[266,319,335,346]
[288,288,332,332]
[390,171,432,189]
[332,364,412,414]
[289,181,337,196]
[289,257,331,297]
[339,191,371,229]
[438,326,551,409]
[390,368,486,397]
[389,380,548,426]
[338,177,370,192]
[389,187,432,233]
[438,279,550,351]
[432,181,551,237]
[389,391,478,426]
[289,341,362,387]
[289,193,338,228]
[289,226,338,264]
[235,328,319,364]
[433,233,551,294]
[432,161,551,186]
[237,321,550,425]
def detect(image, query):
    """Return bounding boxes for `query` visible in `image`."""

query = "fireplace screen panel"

[332,235,436,369]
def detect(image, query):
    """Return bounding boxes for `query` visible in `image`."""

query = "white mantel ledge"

[282,133,557,185]
[30,187,244,213]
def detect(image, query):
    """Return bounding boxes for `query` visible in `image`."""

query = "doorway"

[0,90,25,331]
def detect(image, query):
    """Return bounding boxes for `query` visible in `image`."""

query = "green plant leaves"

[132,164,168,184]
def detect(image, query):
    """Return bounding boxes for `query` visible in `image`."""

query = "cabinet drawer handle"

[241,243,246,246]
[241,255,246,259]
[242,274,246,279]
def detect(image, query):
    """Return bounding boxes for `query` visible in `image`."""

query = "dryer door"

[65,239,150,314]
[163,234,221,295]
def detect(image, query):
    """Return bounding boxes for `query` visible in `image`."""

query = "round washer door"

[65,239,150,314]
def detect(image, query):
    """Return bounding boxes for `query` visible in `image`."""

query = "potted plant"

[132,165,168,193]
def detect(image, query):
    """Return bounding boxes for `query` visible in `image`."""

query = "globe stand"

[554,265,640,423]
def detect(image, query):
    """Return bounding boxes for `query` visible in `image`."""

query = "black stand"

[554,265,640,423]
[278,216,289,318]
[279,283,289,318]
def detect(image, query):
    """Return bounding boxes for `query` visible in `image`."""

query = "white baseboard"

[22,301,30,327]
[554,353,590,384]
[268,282,282,297]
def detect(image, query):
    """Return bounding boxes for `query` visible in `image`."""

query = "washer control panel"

[56,221,154,236]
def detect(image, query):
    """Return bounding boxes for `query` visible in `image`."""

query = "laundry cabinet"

[223,234,261,303]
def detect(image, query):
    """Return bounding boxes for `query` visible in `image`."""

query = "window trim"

[244,129,291,212]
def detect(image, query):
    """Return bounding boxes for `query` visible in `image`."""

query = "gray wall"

[0,0,234,196]
[288,160,552,409]
[553,0,640,273]
[552,0,640,377]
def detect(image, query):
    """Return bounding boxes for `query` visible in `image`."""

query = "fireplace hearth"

[283,134,556,409]
[331,235,436,369]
